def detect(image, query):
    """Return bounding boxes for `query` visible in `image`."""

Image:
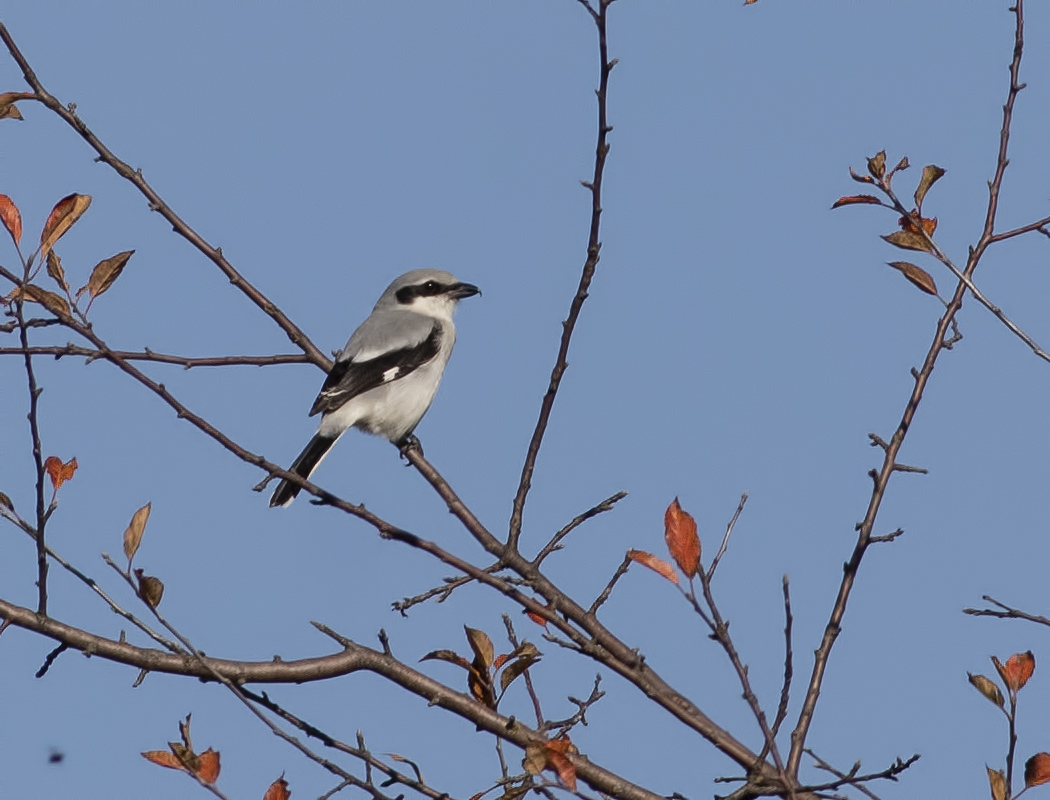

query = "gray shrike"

[269,268,479,507]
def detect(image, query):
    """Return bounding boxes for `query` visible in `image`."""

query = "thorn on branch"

[868,433,889,451]
[870,528,904,544]
[891,462,928,475]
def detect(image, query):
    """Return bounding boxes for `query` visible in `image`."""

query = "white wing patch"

[382,366,401,382]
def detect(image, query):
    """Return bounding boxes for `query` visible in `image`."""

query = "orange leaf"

[39,193,91,262]
[993,651,1035,692]
[546,736,578,791]
[897,211,937,237]
[1027,753,1050,788]
[831,195,882,209]
[262,775,291,800]
[627,549,679,585]
[0,193,21,246]
[44,456,78,492]
[196,748,221,783]
[142,750,186,771]
[664,498,701,578]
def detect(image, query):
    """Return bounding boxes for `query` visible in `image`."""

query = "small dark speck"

[48,749,65,764]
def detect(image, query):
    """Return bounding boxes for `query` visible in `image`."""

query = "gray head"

[374,269,480,320]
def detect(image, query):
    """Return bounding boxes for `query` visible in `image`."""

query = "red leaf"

[993,651,1035,692]
[1026,753,1050,787]
[664,498,701,578]
[0,193,21,246]
[831,195,882,209]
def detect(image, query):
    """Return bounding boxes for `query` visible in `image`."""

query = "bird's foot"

[398,434,423,459]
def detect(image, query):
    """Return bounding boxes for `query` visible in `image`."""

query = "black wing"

[309,322,442,417]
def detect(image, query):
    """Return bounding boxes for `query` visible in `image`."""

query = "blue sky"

[3,3,1050,799]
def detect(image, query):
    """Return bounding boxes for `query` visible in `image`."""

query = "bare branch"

[534,490,627,565]
[707,492,748,581]
[508,2,616,551]
[0,344,311,368]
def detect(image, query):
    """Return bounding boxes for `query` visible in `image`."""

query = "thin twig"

[963,595,1050,628]
[771,576,793,739]
[507,1,616,552]
[533,490,627,564]
[0,344,311,368]
[707,492,748,581]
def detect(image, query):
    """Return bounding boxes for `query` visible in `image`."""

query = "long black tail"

[269,434,337,507]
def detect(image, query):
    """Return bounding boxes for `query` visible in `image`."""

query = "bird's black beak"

[452,282,481,299]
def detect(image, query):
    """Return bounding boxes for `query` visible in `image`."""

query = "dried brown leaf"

[914,165,946,210]
[0,492,12,513]
[887,261,938,296]
[76,249,134,302]
[848,166,875,184]
[123,501,152,566]
[867,150,886,180]
[39,193,91,262]
[6,284,71,317]
[967,672,1004,709]
[831,195,882,209]
[465,626,494,671]
[0,193,21,246]
[0,91,32,120]
[627,549,679,585]
[499,652,540,694]
[881,231,933,254]
[988,766,1007,800]
[135,569,165,608]
[46,251,68,292]
[468,665,496,708]
[420,649,473,671]
[142,749,185,771]
[664,498,701,578]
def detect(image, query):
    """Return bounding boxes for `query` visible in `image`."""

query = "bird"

[269,268,479,507]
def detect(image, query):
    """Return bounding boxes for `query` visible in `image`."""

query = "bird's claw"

[398,434,423,459]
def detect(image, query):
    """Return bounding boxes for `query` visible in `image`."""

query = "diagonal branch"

[786,0,1028,778]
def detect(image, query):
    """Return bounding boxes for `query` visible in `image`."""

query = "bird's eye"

[424,281,438,291]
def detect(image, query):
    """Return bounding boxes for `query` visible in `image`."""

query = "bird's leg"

[398,434,423,460]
